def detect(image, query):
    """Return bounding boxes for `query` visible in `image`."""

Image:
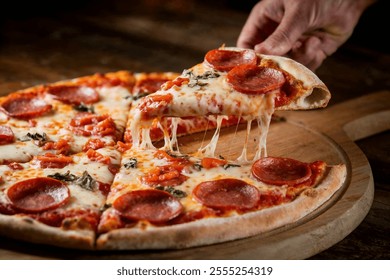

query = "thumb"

[255,12,308,56]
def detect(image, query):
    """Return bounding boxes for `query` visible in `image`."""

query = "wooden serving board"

[0,91,389,259]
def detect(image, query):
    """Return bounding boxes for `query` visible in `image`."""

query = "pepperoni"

[7,162,24,170]
[108,163,120,175]
[201,157,227,169]
[226,65,285,95]
[116,141,132,153]
[69,113,117,138]
[133,78,170,95]
[42,139,71,155]
[193,179,260,210]
[0,93,52,119]
[47,85,100,105]
[70,112,99,126]
[145,151,190,187]
[204,49,258,72]
[163,77,189,90]
[6,177,70,213]
[137,94,173,120]
[0,125,14,145]
[141,164,188,187]
[113,189,183,223]
[97,181,111,196]
[82,138,105,151]
[35,153,73,168]
[154,150,189,164]
[85,148,111,164]
[251,157,312,186]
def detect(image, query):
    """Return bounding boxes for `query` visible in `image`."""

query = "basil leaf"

[124,158,138,169]
[155,186,187,198]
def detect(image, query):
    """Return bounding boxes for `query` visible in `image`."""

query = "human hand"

[237,0,375,71]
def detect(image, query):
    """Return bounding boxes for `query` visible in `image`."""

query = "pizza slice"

[135,47,330,120]
[0,146,120,249]
[123,72,244,145]
[96,146,346,250]
[0,71,134,163]
[129,47,331,158]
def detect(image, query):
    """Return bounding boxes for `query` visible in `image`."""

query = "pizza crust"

[260,54,331,110]
[96,165,346,250]
[0,66,341,251]
[0,214,95,250]
[222,47,331,111]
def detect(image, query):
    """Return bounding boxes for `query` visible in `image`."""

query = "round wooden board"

[0,91,389,259]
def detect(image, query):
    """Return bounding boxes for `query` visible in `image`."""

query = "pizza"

[0,47,346,250]
[130,47,331,158]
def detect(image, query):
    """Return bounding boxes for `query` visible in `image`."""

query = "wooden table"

[0,0,389,259]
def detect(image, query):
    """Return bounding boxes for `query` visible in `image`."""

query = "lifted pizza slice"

[130,47,331,160]
[134,47,330,122]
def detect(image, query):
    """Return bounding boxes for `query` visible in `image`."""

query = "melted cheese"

[130,62,276,162]
[0,147,120,210]
[160,117,180,152]
[197,115,227,158]
[108,146,282,216]
[163,63,273,118]
[95,86,132,131]
[0,86,132,163]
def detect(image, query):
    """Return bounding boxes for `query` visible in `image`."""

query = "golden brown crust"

[260,55,331,110]
[133,72,179,82]
[0,71,136,101]
[0,214,95,250]
[97,165,346,250]
[50,70,136,89]
[222,47,331,110]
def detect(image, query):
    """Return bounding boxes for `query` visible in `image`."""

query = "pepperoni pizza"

[0,47,346,250]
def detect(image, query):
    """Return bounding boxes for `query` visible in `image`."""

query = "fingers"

[237,2,270,49]
[237,0,343,71]
[254,10,308,56]
[288,36,327,71]
[237,20,262,49]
